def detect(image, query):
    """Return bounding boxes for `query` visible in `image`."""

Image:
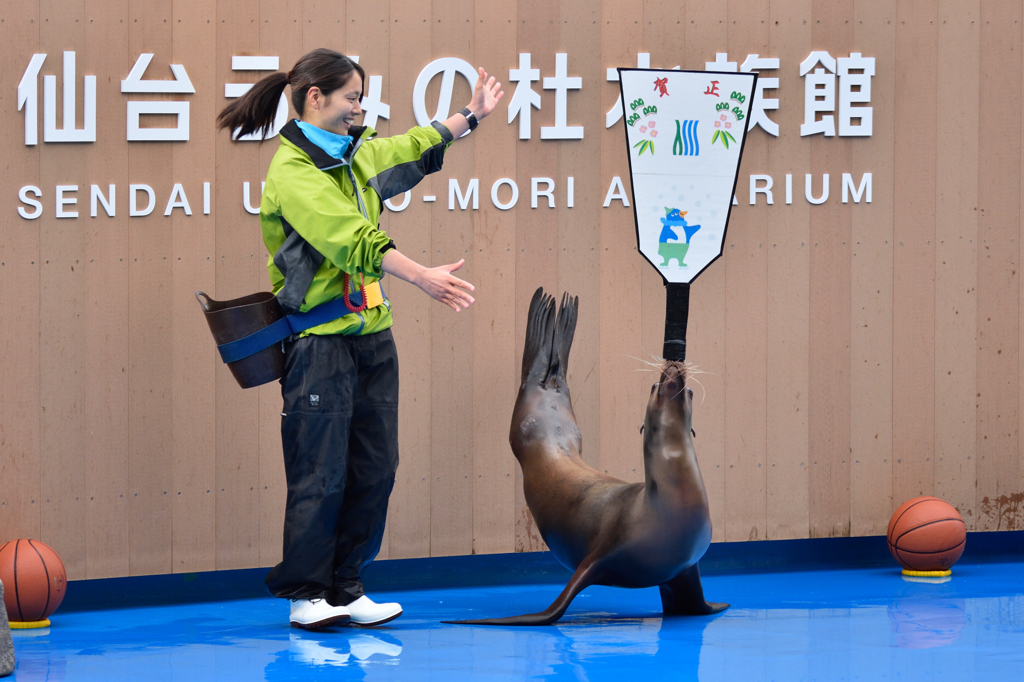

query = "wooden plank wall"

[0,0,1022,580]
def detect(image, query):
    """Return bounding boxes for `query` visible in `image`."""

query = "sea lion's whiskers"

[625,357,711,402]
[642,347,663,363]
[687,374,708,405]
[627,355,665,374]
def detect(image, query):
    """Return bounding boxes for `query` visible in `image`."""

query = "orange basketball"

[0,539,67,622]
[887,497,967,572]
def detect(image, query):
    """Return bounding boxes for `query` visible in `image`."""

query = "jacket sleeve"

[363,122,455,201]
[270,156,393,278]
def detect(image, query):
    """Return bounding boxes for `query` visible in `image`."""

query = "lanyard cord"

[343,272,368,313]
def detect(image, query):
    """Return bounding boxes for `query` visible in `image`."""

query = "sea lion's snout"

[644,361,694,435]
[652,362,688,401]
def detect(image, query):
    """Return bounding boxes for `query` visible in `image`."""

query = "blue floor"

[8,562,1023,681]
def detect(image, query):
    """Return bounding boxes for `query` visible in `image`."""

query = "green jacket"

[260,119,453,336]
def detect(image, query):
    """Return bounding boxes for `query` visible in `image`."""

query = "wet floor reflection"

[5,563,1023,680]
[696,593,1021,681]
[888,597,966,649]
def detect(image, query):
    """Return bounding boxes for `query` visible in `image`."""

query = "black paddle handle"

[663,282,690,362]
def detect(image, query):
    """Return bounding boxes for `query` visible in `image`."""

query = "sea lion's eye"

[687,388,694,400]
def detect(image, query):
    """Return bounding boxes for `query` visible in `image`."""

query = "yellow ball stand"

[901,569,952,577]
[901,568,952,584]
[8,619,50,629]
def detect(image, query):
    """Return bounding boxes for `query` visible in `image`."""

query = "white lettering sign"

[15,49,878,146]
[164,183,192,216]
[800,52,874,137]
[18,186,42,219]
[507,53,542,140]
[541,53,583,140]
[449,178,479,210]
[56,185,78,218]
[19,52,97,144]
[91,185,115,217]
[491,179,519,210]
[413,57,477,129]
[122,53,195,141]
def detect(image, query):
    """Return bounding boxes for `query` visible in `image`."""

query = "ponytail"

[217,72,288,139]
[217,49,365,141]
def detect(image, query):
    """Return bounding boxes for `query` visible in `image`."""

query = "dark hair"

[217,48,366,139]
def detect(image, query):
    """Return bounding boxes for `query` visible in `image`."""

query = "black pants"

[265,329,399,606]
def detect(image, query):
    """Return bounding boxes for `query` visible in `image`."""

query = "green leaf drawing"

[633,139,654,156]
[712,129,738,150]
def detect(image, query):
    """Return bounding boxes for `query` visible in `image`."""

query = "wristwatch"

[459,107,478,131]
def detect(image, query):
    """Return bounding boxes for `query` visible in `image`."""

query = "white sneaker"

[346,595,403,626]
[289,598,351,630]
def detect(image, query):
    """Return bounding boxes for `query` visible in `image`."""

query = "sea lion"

[447,288,728,625]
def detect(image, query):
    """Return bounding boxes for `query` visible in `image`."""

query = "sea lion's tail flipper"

[659,562,729,616]
[520,288,579,388]
[442,555,598,626]
[521,288,557,386]
[552,292,579,384]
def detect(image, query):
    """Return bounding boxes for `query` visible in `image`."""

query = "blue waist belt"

[217,292,369,365]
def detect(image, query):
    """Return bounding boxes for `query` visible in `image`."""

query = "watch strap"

[459,107,478,131]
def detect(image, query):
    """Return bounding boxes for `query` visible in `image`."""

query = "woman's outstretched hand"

[469,68,504,119]
[381,250,476,313]
[415,259,475,312]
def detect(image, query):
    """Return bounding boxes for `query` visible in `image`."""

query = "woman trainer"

[218,48,502,630]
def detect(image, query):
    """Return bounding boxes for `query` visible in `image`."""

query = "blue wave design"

[682,120,699,156]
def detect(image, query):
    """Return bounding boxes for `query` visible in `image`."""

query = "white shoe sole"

[290,614,351,630]
[350,609,403,627]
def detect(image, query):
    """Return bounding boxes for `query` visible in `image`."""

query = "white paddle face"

[619,69,757,284]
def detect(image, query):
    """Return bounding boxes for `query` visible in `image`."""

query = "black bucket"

[196,291,286,389]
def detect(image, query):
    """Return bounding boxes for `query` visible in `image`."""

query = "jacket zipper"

[346,149,376,336]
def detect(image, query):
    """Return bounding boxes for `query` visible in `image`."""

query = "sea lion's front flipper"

[443,555,598,626]
[659,562,729,616]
